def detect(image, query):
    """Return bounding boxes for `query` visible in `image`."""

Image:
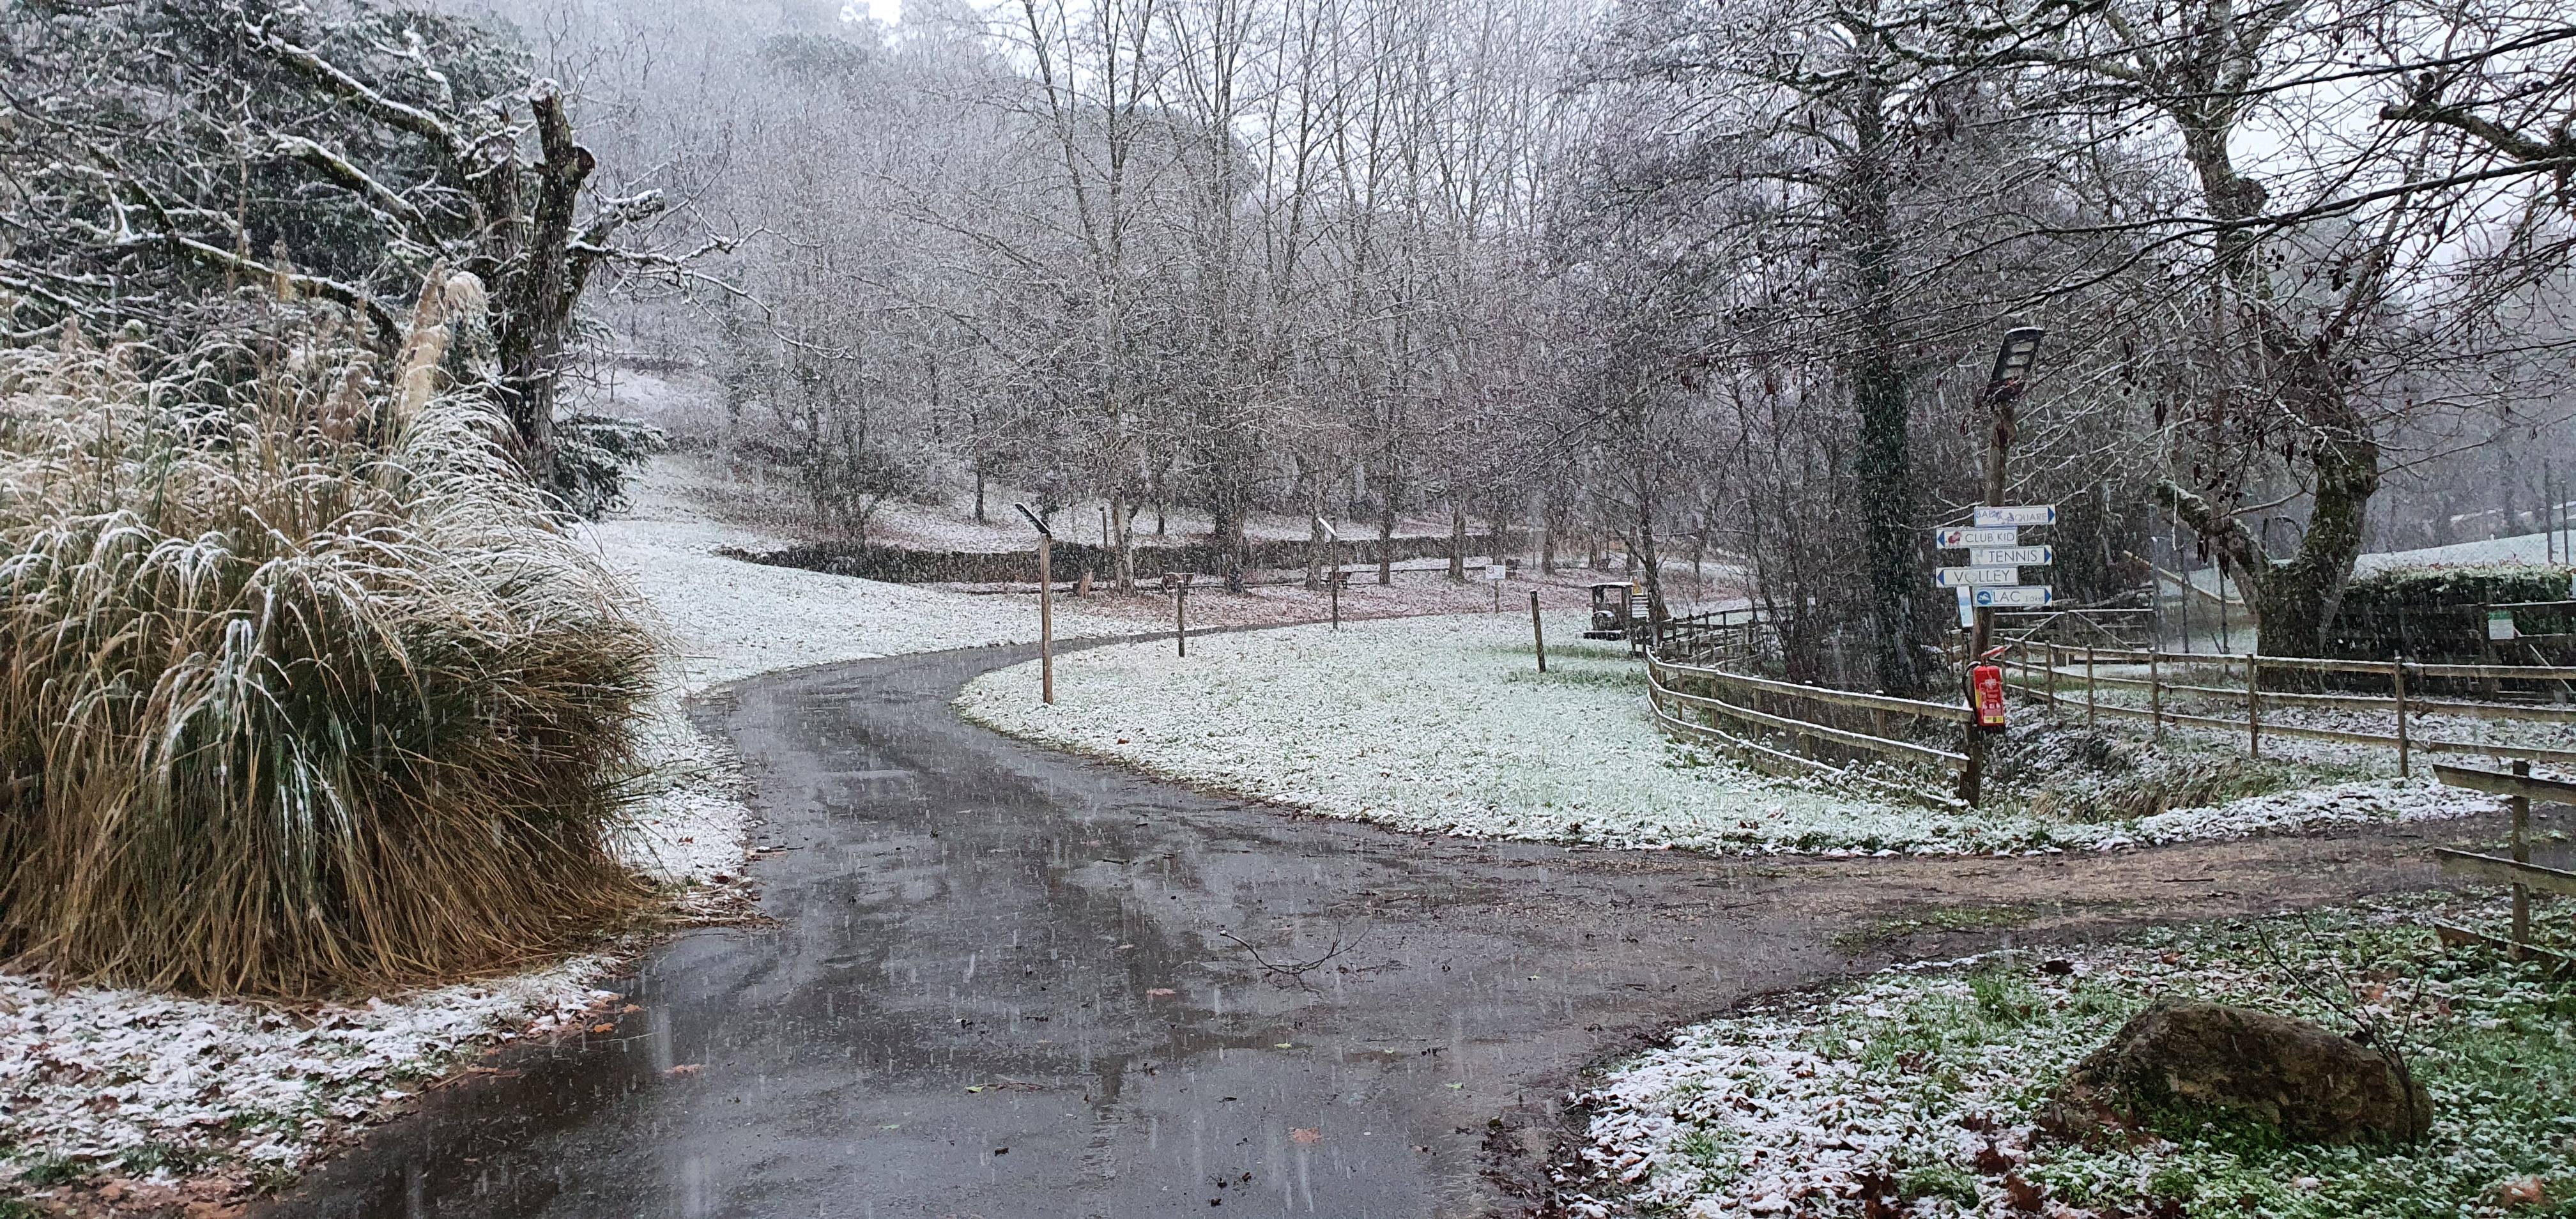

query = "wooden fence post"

[2393,657,2410,778]
[2513,758,2533,954]
[2247,655,2262,758]
[1039,534,1055,705]
[2085,645,2096,731]
[2046,641,2058,716]
[2149,648,2162,739]
[1176,579,1188,657]
[1529,590,1547,673]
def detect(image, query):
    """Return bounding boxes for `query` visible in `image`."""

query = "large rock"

[2040,999,2432,1145]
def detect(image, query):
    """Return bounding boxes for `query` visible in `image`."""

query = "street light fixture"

[1015,503,1054,704]
[1987,326,2046,397]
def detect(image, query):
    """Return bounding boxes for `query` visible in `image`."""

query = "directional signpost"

[1935,519,2055,608]
[1974,505,2057,528]
[1935,526,2020,549]
[1935,565,2020,586]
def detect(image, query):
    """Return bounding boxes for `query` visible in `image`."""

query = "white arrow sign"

[1935,566,2020,587]
[1935,526,2018,548]
[1974,505,2057,528]
[1970,546,2053,567]
[1974,586,2055,608]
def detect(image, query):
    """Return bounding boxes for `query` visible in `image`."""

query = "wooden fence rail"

[2000,640,2576,771]
[1643,651,1972,809]
[2432,763,2573,972]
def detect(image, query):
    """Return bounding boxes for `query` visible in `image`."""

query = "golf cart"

[1584,581,1648,643]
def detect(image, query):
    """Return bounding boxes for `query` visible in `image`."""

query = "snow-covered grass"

[1561,895,2576,1218]
[956,614,2504,855]
[0,963,625,1203]
[0,457,1144,1204]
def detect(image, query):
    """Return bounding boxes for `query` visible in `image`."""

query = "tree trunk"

[1841,75,1925,695]
[1305,462,1327,590]
[2158,412,2379,658]
[1378,489,1396,586]
[1112,488,1135,592]
[1448,500,1468,581]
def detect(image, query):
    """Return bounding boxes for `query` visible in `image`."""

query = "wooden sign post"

[1529,589,1547,672]
[1016,504,1055,704]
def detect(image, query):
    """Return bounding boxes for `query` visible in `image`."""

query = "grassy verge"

[1567,894,2576,1217]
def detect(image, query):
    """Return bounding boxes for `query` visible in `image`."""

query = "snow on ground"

[0,964,624,1201]
[1560,895,2572,1218]
[955,613,2502,855]
[0,456,1146,1202]
[2355,530,2570,575]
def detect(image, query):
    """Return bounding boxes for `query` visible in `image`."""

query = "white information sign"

[1955,586,1975,628]
[1485,562,1506,581]
[1973,505,2058,528]
[1935,566,2020,587]
[1969,546,2053,567]
[1935,526,2018,548]
[1974,586,2055,608]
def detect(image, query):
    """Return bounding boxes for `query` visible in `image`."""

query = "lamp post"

[1016,503,1054,704]
[1961,326,2044,808]
[1966,327,2045,664]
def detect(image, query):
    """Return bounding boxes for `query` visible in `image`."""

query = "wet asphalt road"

[259,643,2511,1219]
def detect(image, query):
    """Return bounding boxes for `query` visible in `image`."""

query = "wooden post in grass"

[1176,576,1189,657]
[2246,655,2261,758]
[2149,648,2162,739]
[2513,758,2533,954]
[1039,537,1054,702]
[2085,645,2096,731]
[2392,658,2411,778]
[1330,573,1341,631]
[1529,589,1547,673]
[2046,641,2058,716]
[1015,504,1055,704]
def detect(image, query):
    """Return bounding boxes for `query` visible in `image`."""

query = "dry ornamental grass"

[0,283,659,997]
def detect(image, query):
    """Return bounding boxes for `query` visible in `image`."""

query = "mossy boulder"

[2040,999,2431,1145]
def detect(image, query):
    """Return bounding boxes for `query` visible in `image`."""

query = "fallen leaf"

[1147,988,1176,997]
[621,1004,643,1014]
[1289,1128,1322,1144]
[1273,1043,1294,1048]
[965,1085,984,1093]
[666,1064,703,1075]
[2002,1172,2045,1213]
[2496,1177,2549,1207]
[590,1023,615,1034]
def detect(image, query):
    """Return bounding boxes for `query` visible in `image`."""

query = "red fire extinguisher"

[1972,663,2007,732]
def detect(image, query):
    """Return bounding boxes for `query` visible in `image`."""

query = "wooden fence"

[2430,763,2574,974]
[1644,650,1973,809]
[1996,640,2576,770]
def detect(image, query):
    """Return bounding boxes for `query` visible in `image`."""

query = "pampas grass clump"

[0,289,658,997]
